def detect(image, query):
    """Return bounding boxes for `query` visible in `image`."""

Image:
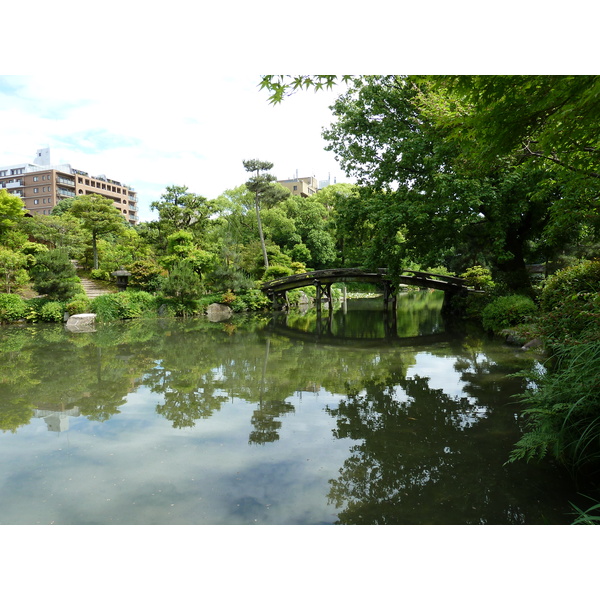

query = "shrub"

[39,301,65,322]
[0,248,29,293]
[263,265,293,280]
[229,289,270,312]
[91,291,158,322]
[90,268,110,281]
[461,265,495,291]
[30,249,82,300]
[65,293,91,316]
[540,260,600,313]
[0,293,27,323]
[482,294,537,334]
[221,290,236,305]
[508,342,600,471]
[127,258,165,291]
[23,297,66,322]
[539,260,600,345]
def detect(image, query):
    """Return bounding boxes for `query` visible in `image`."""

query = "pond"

[0,291,581,524]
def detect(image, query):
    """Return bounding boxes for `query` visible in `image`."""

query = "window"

[34,199,39,205]
[34,188,39,193]
[33,176,39,181]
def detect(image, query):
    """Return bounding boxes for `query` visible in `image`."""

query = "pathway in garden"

[72,261,114,299]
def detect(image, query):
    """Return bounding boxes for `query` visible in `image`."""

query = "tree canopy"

[70,194,127,269]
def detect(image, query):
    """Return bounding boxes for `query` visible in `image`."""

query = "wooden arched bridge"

[260,268,473,311]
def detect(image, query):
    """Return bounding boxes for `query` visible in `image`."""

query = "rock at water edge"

[206,303,233,322]
[65,313,97,333]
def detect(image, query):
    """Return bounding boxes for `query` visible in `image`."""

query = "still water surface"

[0,292,580,524]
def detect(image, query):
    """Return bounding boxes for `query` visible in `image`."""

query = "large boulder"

[206,303,233,322]
[65,313,97,333]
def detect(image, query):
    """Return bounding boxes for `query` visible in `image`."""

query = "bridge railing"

[260,268,468,293]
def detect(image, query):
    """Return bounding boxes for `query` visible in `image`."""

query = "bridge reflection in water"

[268,292,460,348]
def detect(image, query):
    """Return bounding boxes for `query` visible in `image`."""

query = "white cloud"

[0,74,353,221]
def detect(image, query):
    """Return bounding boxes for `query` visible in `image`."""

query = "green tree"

[0,247,29,293]
[50,197,75,216]
[260,75,600,288]
[69,194,127,269]
[160,260,203,314]
[19,213,86,255]
[30,248,81,300]
[321,76,567,291]
[243,160,289,269]
[162,230,217,276]
[0,189,25,236]
[150,185,215,240]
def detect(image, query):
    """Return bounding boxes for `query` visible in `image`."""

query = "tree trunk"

[496,228,533,296]
[255,196,269,269]
[92,233,99,270]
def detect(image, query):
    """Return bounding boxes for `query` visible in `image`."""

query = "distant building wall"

[0,149,138,224]
[277,176,319,197]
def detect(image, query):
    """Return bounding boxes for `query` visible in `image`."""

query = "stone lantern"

[112,267,131,291]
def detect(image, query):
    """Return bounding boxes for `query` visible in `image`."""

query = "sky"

[0,74,354,222]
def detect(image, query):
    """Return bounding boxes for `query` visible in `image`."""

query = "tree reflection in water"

[0,294,576,524]
[325,345,557,525]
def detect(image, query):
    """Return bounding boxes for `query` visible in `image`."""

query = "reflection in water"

[0,292,580,524]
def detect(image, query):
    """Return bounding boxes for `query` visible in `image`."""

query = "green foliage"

[127,258,165,291]
[540,260,600,312]
[70,194,127,269]
[263,265,293,280]
[23,297,65,322]
[150,185,215,238]
[90,291,158,322]
[0,189,25,233]
[18,213,86,257]
[30,249,83,300]
[290,242,312,264]
[0,293,27,323]
[90,268,110,281]
[160,260,203,315]
[539,260,600,346]
[571,496,600,524]
[481,294,537,334]
[259,75,352,104]
[508,342,600,471]
[39,301,65,322]
[65,293,91,315]
[229,289,270,312]
[0,247,29,293]
[243,159,290,269]
[461,265,495,291]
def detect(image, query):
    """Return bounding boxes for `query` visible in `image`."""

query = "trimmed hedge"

[482,294,537,334]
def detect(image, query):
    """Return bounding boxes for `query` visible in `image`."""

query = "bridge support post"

[441,288,467,316]
[314,280,333,315]
[270,291,288,311]
[383,281,397,311]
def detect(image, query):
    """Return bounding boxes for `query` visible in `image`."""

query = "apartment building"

[277,176,319,197]
[0,148,139,225]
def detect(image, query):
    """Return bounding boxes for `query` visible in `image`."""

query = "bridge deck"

[260,268,467,295]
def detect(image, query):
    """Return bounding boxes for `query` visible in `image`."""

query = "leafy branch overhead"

[259,75,354,104]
